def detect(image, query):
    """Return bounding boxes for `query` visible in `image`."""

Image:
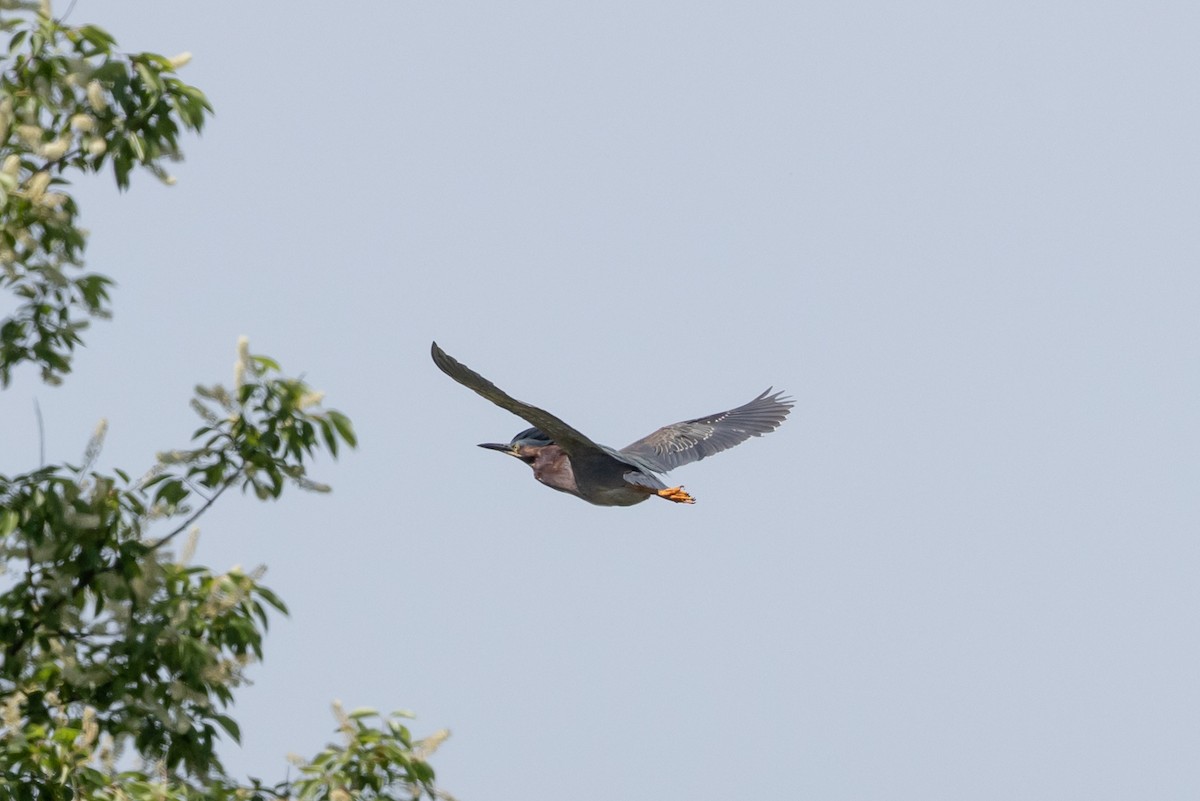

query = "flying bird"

[431,341,793,506]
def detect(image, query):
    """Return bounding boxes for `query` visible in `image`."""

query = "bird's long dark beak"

[478,442,515,454]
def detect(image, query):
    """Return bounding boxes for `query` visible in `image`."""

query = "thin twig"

[60,0,80,24]
[146,477,235,553]
[33,399,44,467]
[181,474,214,503]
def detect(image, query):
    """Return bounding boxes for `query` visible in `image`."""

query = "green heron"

[431,342,792,506]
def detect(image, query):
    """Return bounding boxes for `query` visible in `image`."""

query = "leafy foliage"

[0,5,449,800]
[0,3,209,387]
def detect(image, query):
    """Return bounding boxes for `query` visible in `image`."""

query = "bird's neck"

[529,445,578,495]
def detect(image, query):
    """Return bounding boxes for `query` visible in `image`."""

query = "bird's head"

[478,427,554,464]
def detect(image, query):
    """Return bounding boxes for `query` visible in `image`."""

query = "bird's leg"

[656,486,695,504]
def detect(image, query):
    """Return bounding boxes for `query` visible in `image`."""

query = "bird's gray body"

[526,444,654,506]
[431,342,792,506]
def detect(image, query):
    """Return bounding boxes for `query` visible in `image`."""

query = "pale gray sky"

[3,1,1199,798]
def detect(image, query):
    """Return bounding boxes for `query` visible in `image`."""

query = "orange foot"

[657,485,696,504]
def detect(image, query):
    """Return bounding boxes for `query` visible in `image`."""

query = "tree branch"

[146,475,236,553]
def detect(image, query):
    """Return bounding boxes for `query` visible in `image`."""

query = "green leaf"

[140,473,170,489]
[78,24,116,51]
[52,727,81,743]
[213,714,241,743]
[319,419,338,457]
[327,410,357,448]
[252,355,281,372]
[255,586,288,615]
[154,478,188,505]
[133,61,164,95]
[0,508,18,536]
[90,59,127,83]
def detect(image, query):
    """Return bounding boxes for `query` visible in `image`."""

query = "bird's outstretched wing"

[620,389,793,472]
[431,342,606,459]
